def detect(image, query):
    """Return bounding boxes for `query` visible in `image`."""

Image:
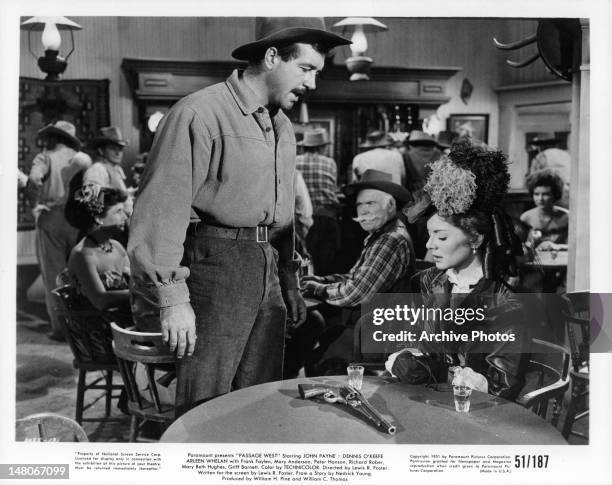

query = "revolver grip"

[298,384,329,399]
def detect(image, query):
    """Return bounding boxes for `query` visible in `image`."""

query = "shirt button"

[265,126,272,132]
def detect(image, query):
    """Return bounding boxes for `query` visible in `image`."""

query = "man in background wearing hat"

[400,130,445,258]
[402,130,444,195]
[83,126,133,246]
[26,120,92,340]
[84,126,130,197]
[296,128,341,275]
[128,17,350,415]
[351,130,405,186]
[302,169,414,306]
[300,169,415,375]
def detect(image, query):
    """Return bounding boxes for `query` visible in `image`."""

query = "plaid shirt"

[296,153,339,210]
[324,217,413,307]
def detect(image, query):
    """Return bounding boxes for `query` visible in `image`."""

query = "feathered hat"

[423,137,522,278]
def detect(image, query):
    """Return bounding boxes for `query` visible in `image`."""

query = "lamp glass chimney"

[41,22,61,50]
[350,25,368,56]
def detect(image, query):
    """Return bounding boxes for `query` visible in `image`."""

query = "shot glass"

[453,385,472,413]
[347,364,365,390]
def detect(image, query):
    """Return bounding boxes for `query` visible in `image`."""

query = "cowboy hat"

[406,130,440,148]
[38,120,81,150]
[297,128,330,147]
[358,130,392,149]
[90,126,129,149]
[344,169,412,204]
[232,17,351,61]
[435,130,457,150]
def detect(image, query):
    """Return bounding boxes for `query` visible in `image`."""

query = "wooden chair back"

[110,323,177,440]
[517,338,571,426]
[561,292,590,372]
[52,285,117,367]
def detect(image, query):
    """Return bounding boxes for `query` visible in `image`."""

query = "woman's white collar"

[446,260,483,293]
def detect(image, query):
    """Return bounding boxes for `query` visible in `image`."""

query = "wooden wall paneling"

[20,17,550,176]
[118,17,252,61]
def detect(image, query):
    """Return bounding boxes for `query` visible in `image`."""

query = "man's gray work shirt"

[128,69,297,307]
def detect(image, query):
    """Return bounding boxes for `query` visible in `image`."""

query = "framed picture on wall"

[447,113,489,143]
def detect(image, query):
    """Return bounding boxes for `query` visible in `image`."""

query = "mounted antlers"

[493,33,537,50]
[493,33,540,68]
[493,19,582,82]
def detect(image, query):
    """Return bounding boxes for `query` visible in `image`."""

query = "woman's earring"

[472,247,477,254]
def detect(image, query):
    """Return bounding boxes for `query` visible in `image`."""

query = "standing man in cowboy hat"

[300,169,415,375]
[400,130,445,258]
[83,126,133,247]
[128,17,350,415]
[26,120,92,340]
[83,126,130,197]
[296,128,341,275]
[350,130,405,185]
[402,130,444,194]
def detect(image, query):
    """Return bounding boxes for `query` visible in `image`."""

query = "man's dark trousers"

[175,232,287,417]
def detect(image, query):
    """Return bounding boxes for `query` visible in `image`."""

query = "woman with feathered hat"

[386,138,530,400]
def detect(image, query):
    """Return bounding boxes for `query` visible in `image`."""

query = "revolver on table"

[298,383,396,435]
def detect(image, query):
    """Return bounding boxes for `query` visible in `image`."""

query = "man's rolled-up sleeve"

[127,104,211,309]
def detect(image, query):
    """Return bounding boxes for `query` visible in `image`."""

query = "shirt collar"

[226,69,266,115]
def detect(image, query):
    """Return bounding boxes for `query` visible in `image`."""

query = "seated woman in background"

[62,183,175,406]
[61,184,131,324]
[520,169,569,253]
[386,139,530,401]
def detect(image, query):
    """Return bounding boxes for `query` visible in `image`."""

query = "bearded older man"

[289,170,415,377]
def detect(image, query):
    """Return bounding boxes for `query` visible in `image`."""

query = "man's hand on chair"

[160,302,197,359]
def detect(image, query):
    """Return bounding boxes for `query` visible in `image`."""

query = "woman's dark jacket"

[393,267,531,400]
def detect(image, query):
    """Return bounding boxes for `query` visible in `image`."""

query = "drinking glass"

[347,364,364,390]
[453,385,472,412]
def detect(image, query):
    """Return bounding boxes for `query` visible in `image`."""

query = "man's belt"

[188,222,269,243]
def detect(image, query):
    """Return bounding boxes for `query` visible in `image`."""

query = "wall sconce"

[333,17,388,81]
[20,16,82,81]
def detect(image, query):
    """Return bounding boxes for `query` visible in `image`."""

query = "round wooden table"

[161,376,567,444]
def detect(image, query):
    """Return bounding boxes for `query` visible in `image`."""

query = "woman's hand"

[451,366,488,393]
[384,348,422,376]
